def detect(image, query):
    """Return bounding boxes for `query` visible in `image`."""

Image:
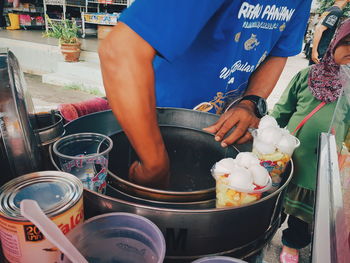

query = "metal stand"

[43,0,87,32]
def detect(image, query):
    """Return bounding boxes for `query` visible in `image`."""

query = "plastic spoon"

[20,199,88,263]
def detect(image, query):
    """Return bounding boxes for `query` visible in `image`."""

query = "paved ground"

[267,53,309,110]
[25,73,97,112]
[24,52,311,263]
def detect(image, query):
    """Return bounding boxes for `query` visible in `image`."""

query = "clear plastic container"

[251,129,300,190]
[59,212,166,263]
[53,132,113,194]
[212,166,272,208]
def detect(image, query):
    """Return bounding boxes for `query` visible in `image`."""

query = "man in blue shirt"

[99,0,312,187]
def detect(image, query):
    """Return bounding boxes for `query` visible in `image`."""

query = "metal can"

[0,171,84,263]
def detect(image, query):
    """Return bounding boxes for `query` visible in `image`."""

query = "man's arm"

[98,22,169,188]
[204,56,287,146]
[311,23,328,64]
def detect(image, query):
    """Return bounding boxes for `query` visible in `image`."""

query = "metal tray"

[0,49,41,185]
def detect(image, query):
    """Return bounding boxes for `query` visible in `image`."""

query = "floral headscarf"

[308,19,350,103]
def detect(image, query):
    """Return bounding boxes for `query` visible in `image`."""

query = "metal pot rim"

[85,161,294,213]
[34,113,63,132]
[109,184,216,207]
[108,172,216,196]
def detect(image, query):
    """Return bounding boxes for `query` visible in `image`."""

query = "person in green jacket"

[270,19,350,263]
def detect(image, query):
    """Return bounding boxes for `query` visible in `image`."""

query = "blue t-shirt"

[120,0,312,113]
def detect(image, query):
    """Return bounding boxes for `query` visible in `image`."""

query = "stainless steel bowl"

[107,126,239,202]
[83,162,292,262]
[63,108,293,262]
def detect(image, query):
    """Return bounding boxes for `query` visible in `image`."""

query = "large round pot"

[60,42,81,62]
[107,127,239,202]
[31,112,65,170]
[63,108,248,202]
[82,164,291,262]
[63,108,293,262]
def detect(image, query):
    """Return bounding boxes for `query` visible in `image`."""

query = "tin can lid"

[0,171,83,220]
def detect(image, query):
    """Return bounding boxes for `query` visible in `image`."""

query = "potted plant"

[44,17,81,62]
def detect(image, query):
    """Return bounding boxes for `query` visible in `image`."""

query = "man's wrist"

[141,147,169,173]
[238,95,267,118]
[238,99,255,112]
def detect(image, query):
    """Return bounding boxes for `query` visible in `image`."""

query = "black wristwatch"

[239,95,267,118]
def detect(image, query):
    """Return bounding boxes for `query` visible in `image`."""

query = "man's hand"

[311,49,320,64]
[129,155,170,189]
[203,101,260,146]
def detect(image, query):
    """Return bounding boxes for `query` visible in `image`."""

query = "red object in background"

[58,97,110,122]
[36,16,44,25]
[19,14,31,26]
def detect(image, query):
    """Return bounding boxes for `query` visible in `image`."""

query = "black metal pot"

[64,108,246,202]
[62,108,292,262]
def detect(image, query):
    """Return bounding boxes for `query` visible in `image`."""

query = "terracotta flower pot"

[60,42,81,62]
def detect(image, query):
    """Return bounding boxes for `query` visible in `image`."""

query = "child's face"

[334,35,350,65]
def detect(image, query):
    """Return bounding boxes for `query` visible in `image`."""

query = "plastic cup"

[212,170,272,208]
[251,129,300,190]
[192,256,248,262]
[58,212,166,263]
[53,132,113,194]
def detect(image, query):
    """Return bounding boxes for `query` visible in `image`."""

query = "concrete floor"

[0,29,99,52]
[25,73,97,112]
[24,51,311,263]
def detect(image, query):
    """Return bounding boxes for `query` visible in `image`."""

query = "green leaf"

[43,15,79,44]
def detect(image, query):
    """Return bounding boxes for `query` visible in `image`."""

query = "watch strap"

[240,95,266,118]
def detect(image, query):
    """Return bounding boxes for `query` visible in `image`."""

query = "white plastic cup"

[58,212,166,263]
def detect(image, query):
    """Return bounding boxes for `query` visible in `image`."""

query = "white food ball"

[280,128,291,136]
[258,115,279,130]
[230,166,252,179]
[236,152,260,168]
[254,139,276,155]
[276,134,299,156]
[212,158,237,177]
[228,167,255,191]
[249,165,269,186]
[258,126,283,145]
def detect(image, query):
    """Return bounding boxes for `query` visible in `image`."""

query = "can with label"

[0,171,84,263]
